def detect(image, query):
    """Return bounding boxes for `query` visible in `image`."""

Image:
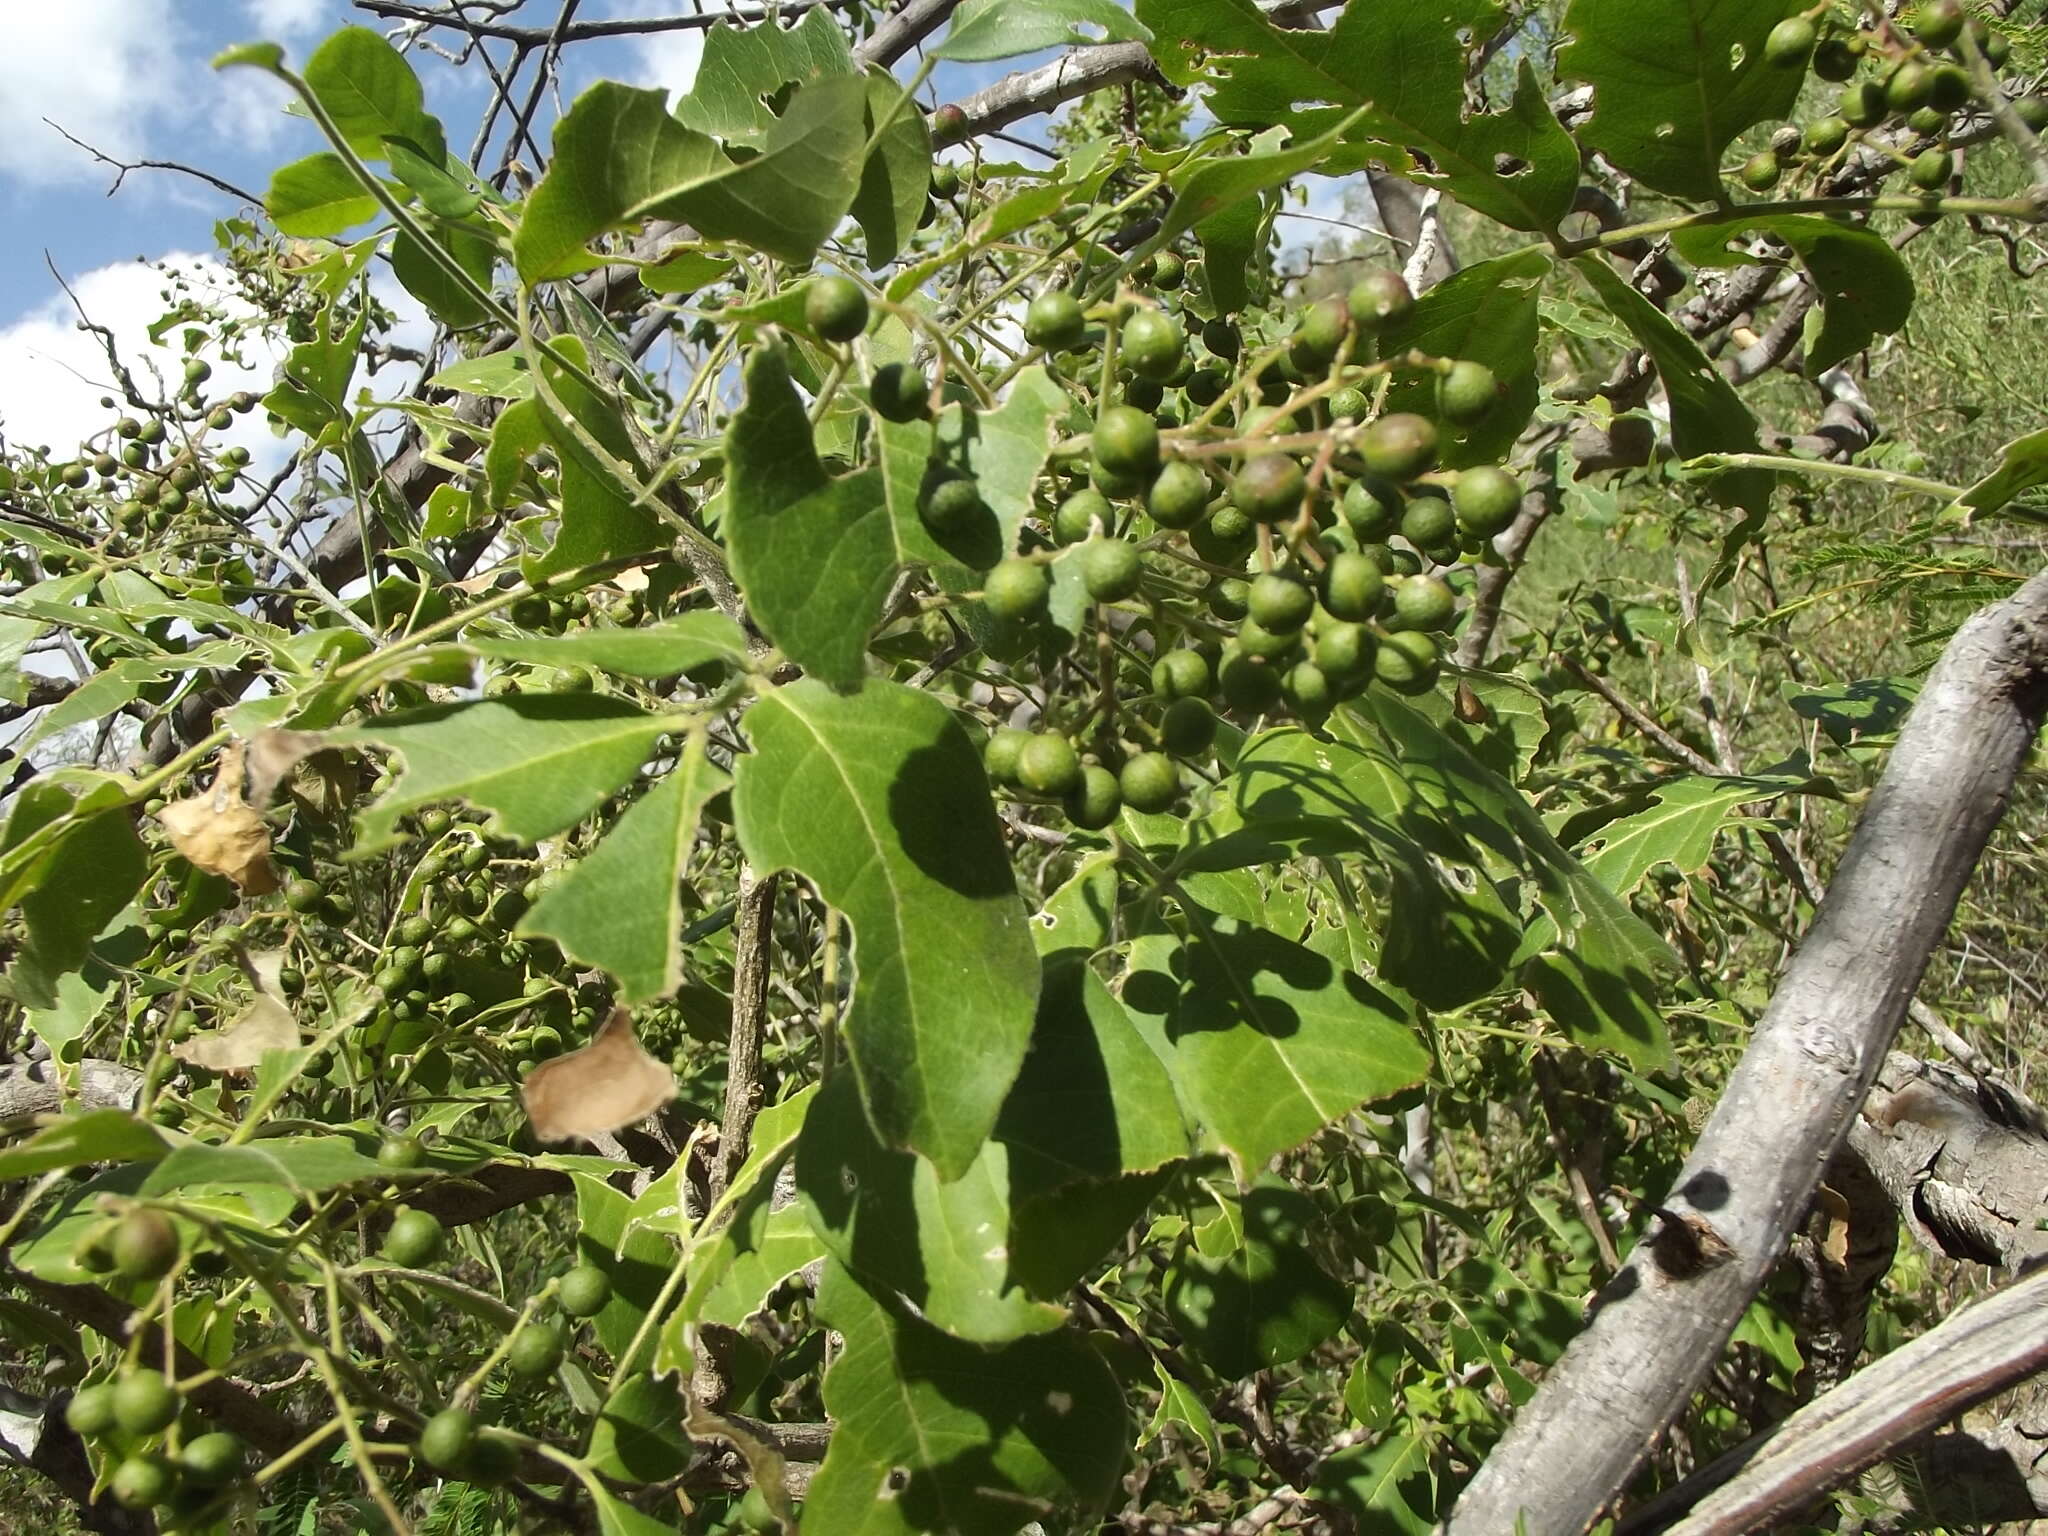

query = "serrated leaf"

[426,351,532,399]
[1146,1364,1220,1460]
[1163,1186,1348,1379]
[931,368,1071,559]
[936,0,1151,61]
[1158,117,1360,251]
[517,738,728,1003]
[1568,771,1816,897]
[1576,255,1771,513]
[674,5,855,143]
[797,1071,1066,1342]
[472,612,749,678]
[265,152,380,237]
[525,339,668,580]
[733,679,1039,1180]
[330,696,674,855]
[1137,0,1577,232]
[303,26,443,164]
[805,1261,1127,1535]
[1373,248,1550,467]
[1559,0,1805,201]
[1120,916,1427,1173]
[1673,215,1914,374]
[1313,1433,1438,1532]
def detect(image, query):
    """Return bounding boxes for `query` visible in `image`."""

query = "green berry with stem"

[804,276,869,344]
[1313,621,1374,683]
[382,1208,444,1268]
[418,1406,477,1473]
[1160,697,1218,756]
[1119,752,1180,813]
[1391,574,1457,631]
[1804,115,1851,155]
[1248,571,1315,632]
[1053,488,1110,545]
[1291,297,1350,369]
[1740,151,1781,192]
[1063,765,1121,829]
[1908,148,1950,191]
[1121,310,1185,381]
[1152,649,1211,700]
[1437,360,1499,426]
[983,558,1049,620]
[1094,405,1161,478]
[1025,291,1085,351]
[1342,474,1402,538]
[1321,551,1385,622]
[1081,538,1143,602]
[870,362,929,422]
[1347,270,1413,332]
[1146,461,1209,529]
[112,1370,179,1435]
[1017,734,1083,796]
[558,1264,612,1318]
[110,1454,176,1510]
[1231,453,1306,522]
[1375,629,1441,694]
[1454,465,1522,536]
[984,727,1031,783]
[1763,15,1815,67]
[1359,414,1438,480]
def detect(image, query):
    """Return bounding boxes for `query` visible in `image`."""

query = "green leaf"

[425,351,532,399]
[587,1374,690,1482]
[141,1137,392,1197]
[589,1484,682,1536]
[525,341,668,579]
[11,810,146,1011]
[1673,215,1914,374]
[303,26,443,163]
[265,152,380,237]
[1576,255,1771,513]
[936,0,1151,61]
[517,737,729,1003]
[1195,187,1271,315]
[1146,1363,1220,1460]
[931,368,1073,559]
[330,696,675,856]
[1559,0,1805,201]
[1784,675,1919,748]
[265,301,364,439]
[0,1110,166,1183]
[572,1171,681,1359]
[673,5,855,144]
[852,72,934,268]
[471,612,749,678]
[389,224,497,330]
[1158,118,1360,251]
[1137,0,1577,232]
[725,347,896,685]
[1313,1433,1439,1533]
[733,679,1040,1179]
[797,1071,1066,1342]
[1567,771,1817,897]
[1373,248,1551,467]
[1121,916,1428,1173]
[1954,427,2048,523]
[382,134,483,218]
[805,1261,1127,1535]
[213,41,285,71]
[1163,1186,1348,1379]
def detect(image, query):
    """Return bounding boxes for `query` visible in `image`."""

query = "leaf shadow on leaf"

[914,451,1005,571]
[884,741,1024,899]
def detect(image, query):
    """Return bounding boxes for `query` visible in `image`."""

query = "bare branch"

[357,0,867,46]
[42,120,263,207]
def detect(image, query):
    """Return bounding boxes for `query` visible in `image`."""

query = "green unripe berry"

[1914,0,1964,47]
[383,1208,444,1267]
[1186,366,1229,406]
[184,357,211,385]
[1151,250,1186,289]
[112,1370,179,1435]
[1804,115,1851,155]
[1200,317,1241,360]
[1235,616,1301,663]
[1908,148,1950,190]
[1025,291,1085,351]
[1017,734,1083,796]
[110,1454,176,1510]
[1342,474,1402,539]
[1374,629,1441,693]
[418,1407,477,1473]
[378,1135,428,1172]
[1121,310,1185,381]
[1291,297,1350,369]
[1763,15,1815,67]
[1360,413,1438,481]
[1838,80,1885,128]
[64,1383,119,1438]
[1740,151,1782,192]
[507,1322,566,1380]
[1119,752,1179,814]
[983,558,1049,621]
[2015,97,2048,134]
[931,160,961,197]
[1811,38,1857,82]
[558,1264,613,1318]
[1328,386,1369,421]
[1081,538,1143,602]
[1231,453,1306,522]
[1976,26,2010,70]
[1436,360,1499,427]
[1054,488,1111,546]
[179,1431,246,1487]
[1347,270,1414,333]
[804,276,869,344]
[1153,649,1211,700]
[110,1209,180,1282]
[1094,405,1161,478]
[1926,64,1972,113]
[1886,62,1936,115]
[116,415,142,438]
[1391,574,1458,631]
[1908,105,1949,136]
[1160,697,1218,756]
[1146,461,1210,529]
[1206,577,1250,621]
[1063,765,1122,830]
[1320,551,1386,622]
[1217,647,1282,714]
[870,362,929,423]
[920,472,983,533]
[1313,621,1374,683]
[1454,465,1522,536]
[1399,495,1456,550]
[1283,660,1335,720]
[1247,571,1315,632]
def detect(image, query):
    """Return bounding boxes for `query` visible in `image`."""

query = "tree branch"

[1447,568,2048,1535]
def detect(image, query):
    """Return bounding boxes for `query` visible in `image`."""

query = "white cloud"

[1,3,187,187]
[0,253,283,462]
[242,0,330,36]
[604,1,706,98]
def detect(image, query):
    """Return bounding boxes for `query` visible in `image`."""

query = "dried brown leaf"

[246,729,328,809]
[171,948,301,1073]
[157,742,280,895]
[521,1009,676,1143]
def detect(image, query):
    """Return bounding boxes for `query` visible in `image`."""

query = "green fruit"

[378,1135,427,1172]
[1399,495,1456,549]
[1151,251,1186,289]
[1247,571,1315,632]
[64,1383,119,1438]
[1811,38,1857,82]
[1200,317,1241,360]
[983,558,1049,621]
[1146,461,1210,529]
[179,1431,246,1487]
[1081,538,1143,602]
[1283,661,1334,719]
[1347,270,1414,332]
[418,1406,477,1473]
[1740,151,1782,192]
[1437,360,1499,427]
[1231,453,1306,522]
[1359,414,1438,481]
[1017,734,1083,796]
[1094,405,1161,478]
[1887,62,1936,115]
[1328,386,1369,421]
[116,416,142,438]
[1908,147,1950,190]
[1804,115,1851,155]
[1206,578,1251,622]
[1054,488,1111,549]
[1063,765,1122,830]
[559,1264,613,1318]
[920,472,983,533]
[1763,15,1814,67]
[1160,697,1218,756]
[804,276,869,343]
[1118,752,1180,814]
[984,727,1031,784]
[110,1454,176,1510]
[736,1486,779,1532]
[1375,629,1441,694]
[1313,621,1374,683]
[398,914,435,946]
[184,358,211,385]
[1291,298,1350,368]
[111,1209,180,1282]
[1341,475,1402,539]
[1976,26,2010,70]
[1914,0,1964,47]
[870,362,929,423]
[1186,366,1229,406]
[1152,649,1211,701]
[59,461,90,489]
[382,1209,444,1268]
[1839,79,1885,128]
[1454,465,1522,536]
[507,1322,566,1380]
[1320,551,1385,622]
[1217,648,1282,714]
[112,1370,179,1435]
[1235,617,1301,662]
[1926,64,1971,112]
[1121,310,1185,381]
[1392,574,1457,631]
[1025,291,1086,351]
[2015,97,2048,134]
[465,1432,520,1486]
[931,160,961,196]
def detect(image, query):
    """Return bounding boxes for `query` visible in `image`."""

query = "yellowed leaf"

[157,741,280,896]
[171,948,301,1073]
[246,729,328,809]
[521,1009,676,1143]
